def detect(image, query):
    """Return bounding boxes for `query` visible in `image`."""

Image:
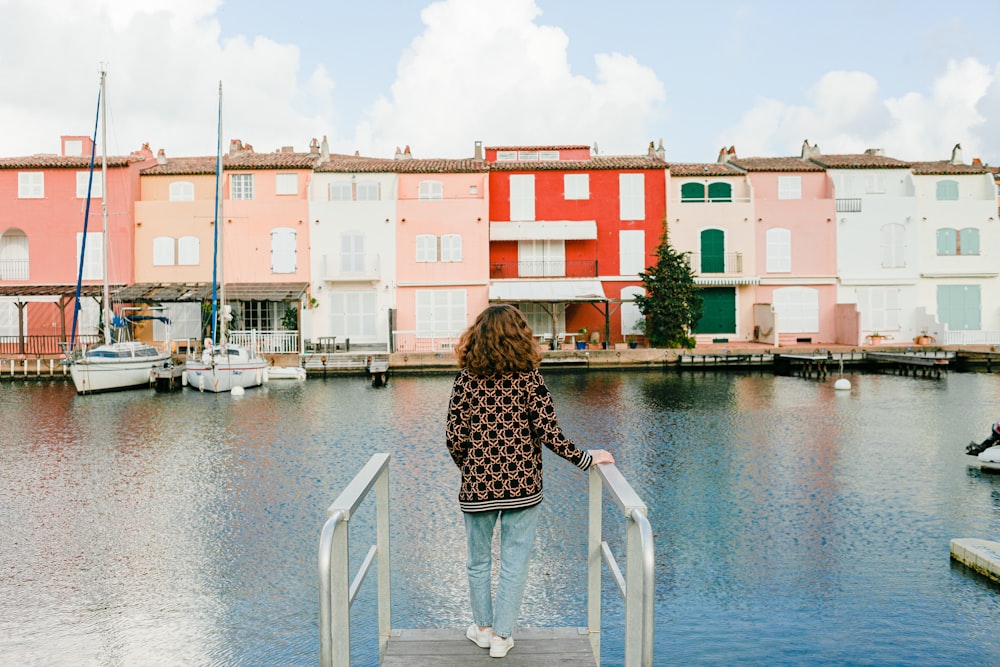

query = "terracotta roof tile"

[910,160,991,175]
[488,155,666,171]
[315,156,488,173]
[667,163,746,177]
[485,145,591,151]
[727,156,824,172]
[808,154,912,169]
[141,156,217,176]
[0,154,146,169]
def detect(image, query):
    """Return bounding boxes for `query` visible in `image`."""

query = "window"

[936,180,959,200]
[866,172,886,194]
[518,240,565,276]
[773,286,818,333]
[564,174,589,200]
[275,173,298,195]
[620,286,645,335]
[153,302,201,341]
[539,150,559,161]
[619,230,645,275]
[766,227,791,272]
[18,172,43,199]
[619,174,645,220]
[271,227,296,273]
[416,234,437,262]
[357,180,380,201]
[77,298,99,335]
[519,303,564,336]
[959,228,980,255]
[231,173,254,200]
[242,300,283,331]
[331,290,377,338]
[153,236,175,266]
[936,227,979,256]
[510,175,535,221]
[416,289,467,337]
[0,230,29,280]
[857,287,900,332]
[76,171,103,198]
[496,151,517,161]
[880,223,905,268]
[777,176,801,200]
[64,139,83,156]
[518,151,538,161]
[936,228,957,255]
[441,234,462,262]
[681,182,705,202]
[340,232,365,273]
[76,232,103,280]
[169,181,194,201]
[329,181,352,201]
[178,236,199,265]
[707,182,732,202]
[937,285,981,331]
[418,180,443,200]
[0,302,24,336]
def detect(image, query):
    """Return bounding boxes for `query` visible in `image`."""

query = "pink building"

[0,136,151,347]
[724,147,838,345]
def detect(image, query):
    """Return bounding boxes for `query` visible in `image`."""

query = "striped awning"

[694,277,760,286]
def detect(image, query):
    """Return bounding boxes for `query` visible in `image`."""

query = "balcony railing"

[490,259,598,279]
[390,330,460,353]
[323,254,381,281]
[0,259,29,280]
[227,329,300,354]
[688,252,743,274]
[0,334,101,356]
[836,198,862,213]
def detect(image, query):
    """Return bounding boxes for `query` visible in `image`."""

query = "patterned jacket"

[446,368,593,513]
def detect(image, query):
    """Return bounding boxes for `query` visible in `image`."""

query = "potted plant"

[576,327,588,350]
[626,335,638,349]
[914,330,934,345]
[867,331,885,345]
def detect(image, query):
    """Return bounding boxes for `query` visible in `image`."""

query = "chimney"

[394,146,403,160]
[800,140,820,160]
[308,138,319,156]
[321,135,329,161]
[401,145,413,160]
[864,148,885,157]
[647,140,656,157]
[951,143,964,165]
[972,157,982,167]
[280,146,294,153]
[656,138,665,161]
[718,147,729,164]
[474,140,483,161]
[229,139,244,155]
[156,148,167,165]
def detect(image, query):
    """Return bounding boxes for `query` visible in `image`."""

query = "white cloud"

[719,58,999,162]
[351,0,665,158]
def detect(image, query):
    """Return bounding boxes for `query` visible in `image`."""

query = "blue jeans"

[463,504,540,638]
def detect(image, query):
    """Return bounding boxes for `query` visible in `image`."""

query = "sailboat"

[184,82,267,393]
[67,70,174,394]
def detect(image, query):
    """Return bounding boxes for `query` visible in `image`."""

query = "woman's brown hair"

[455,304,542,376]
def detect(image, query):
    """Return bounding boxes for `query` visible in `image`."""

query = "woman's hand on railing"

[590,449,615,466]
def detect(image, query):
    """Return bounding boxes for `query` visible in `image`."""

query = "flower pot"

[576,341,587,350]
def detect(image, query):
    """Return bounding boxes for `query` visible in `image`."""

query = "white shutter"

[153,237,175,266]
[766,228,791,272]
[510,175,535,221]
[177,236,200,265]
[619,230,645,275]
[77,232,103,280]
[619,174,644,220]
[271,227,296,274]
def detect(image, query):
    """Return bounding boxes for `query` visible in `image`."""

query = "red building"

[485,143,667,347]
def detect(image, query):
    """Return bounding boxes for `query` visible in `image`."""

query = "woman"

[445,305,615,658]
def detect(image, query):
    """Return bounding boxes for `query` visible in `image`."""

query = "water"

[2,370,1000,665]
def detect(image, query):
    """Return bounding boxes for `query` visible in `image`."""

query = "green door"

[693,287,736,334]
[700,229,725,273]
[937,285,981,330]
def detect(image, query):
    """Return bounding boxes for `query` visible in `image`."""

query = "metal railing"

[390,330,460,353]
[319,453,654,666]
[319,454,391,667]
[688,252,744,274]
[589,458,655,667]
[0,334,101,356]
[942,330,1000,346]
[228,329,299,353]
[490,259,598,279]
[836,198,862,212]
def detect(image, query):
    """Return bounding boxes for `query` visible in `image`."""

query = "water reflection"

[2,371,1000,665]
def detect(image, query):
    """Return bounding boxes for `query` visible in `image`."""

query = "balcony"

[490,259,598,279]
[688,252,743,275]
[836,198,862,213]
[0,258,29,280]
[322,254,381,282]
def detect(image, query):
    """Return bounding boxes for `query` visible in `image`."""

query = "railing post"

[376,462,391,661]
[588,466,603,663]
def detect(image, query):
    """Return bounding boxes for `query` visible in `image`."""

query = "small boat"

[978,446,1000,474]
[267,366,306,381]
[185,82,266,393]
[66,70,172,394]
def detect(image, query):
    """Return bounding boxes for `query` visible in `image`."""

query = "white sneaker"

[466,624,491,648]
[489,634,514,658]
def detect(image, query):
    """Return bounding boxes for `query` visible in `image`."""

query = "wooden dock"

[866,352,949,378]
[381,627,596,666]
[774,353,831,379]
[950,538,1000,583]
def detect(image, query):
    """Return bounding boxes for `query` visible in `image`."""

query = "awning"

[115,282,308,302]
[489,280,607,302]
[490,221,597,241]
[694,277,760,286]
[0,284,115,301]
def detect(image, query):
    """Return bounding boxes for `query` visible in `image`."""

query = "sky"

[2,0,999,165]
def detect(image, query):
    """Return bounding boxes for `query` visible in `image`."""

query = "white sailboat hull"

[69,342,173,394]
[185,345,267,393]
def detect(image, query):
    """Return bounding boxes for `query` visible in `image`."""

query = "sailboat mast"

[211,81,224,346]
[99,69,112,345]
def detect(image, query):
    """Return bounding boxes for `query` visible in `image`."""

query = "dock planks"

[950,538,1000,583]
[381,627,597,667]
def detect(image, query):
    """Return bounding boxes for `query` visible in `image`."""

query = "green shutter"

[938,285,981,330]
[693,288,736,334]
[700,229,725,273]
[959,228,980,255]
[681,182,705,202]
[936,228,956,255]
[707,182,732,202]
